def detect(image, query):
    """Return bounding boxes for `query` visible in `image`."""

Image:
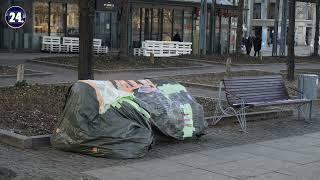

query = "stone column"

[246,0,254,36]
[261,0,269,48]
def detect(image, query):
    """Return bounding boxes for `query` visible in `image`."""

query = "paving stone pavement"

[83,133,320,180]
[0,104,320,180]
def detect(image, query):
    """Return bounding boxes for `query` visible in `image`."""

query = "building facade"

[245,0,316,48]
[0,0,239,54]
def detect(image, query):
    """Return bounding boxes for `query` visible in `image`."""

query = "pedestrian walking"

[172,33,182,42]
[244,36,253,56]
[253,36,262,57]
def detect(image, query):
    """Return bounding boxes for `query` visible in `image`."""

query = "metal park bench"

[213,75,312,132]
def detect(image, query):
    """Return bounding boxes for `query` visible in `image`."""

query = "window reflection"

[132,8,141,47]
[132,7,194,46]
[152,9,160,40]
[163,9,173,41]
[33,2,49,34]
[50,3,64,36]
[173,9,183,40]
[183,10,192,42]
[67,4,79,36]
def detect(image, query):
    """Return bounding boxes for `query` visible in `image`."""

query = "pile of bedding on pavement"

[51,79,207,159]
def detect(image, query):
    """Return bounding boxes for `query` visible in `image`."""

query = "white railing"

[134,40,192,57]
[41,36,108,54]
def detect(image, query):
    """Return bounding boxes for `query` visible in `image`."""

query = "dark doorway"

[306,27,311,45]
[254,26,262,37]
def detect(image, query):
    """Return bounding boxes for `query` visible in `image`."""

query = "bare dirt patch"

[156,70,278,87]
[0,85,69,136]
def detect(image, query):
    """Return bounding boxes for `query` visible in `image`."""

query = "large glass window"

[183,10,192,42]
[67,4,79,36]
[151,9,160,40]
[173,9,183,40]
[132,8,142,47]
[50,3,64,36]
[144,9,151,40]
[33,2,49,34]
[95,12,111,46]
[162,9,173,41]
[253,3,261,19]
[267,3,275,19]
[131,7,194,44]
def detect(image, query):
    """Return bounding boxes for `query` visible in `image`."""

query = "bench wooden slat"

[223,75,291,106]
[224,75,283,81]
[224,80,283,85]
[227,86,286,93]
[243,99,311,107]
[227,95,289,104]
[227,91,288,98]
[224,83,285,89]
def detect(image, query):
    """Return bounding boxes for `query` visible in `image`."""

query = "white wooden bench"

[93,39,109,54]
[134,41,192,57]
[62,37,79,53]
[42,36,109,54]
[41,36,68,53]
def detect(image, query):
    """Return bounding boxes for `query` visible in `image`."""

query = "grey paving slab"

[257,135,320,151]
[164,153,217,167]
[198,148,259,164]
[276,161,320,180]
[290,146,320,157]
[150,169,237,180]
[222,143,319,165]
[198,155,295,179]
[303,132,320,139]
[83,166,153,180]
[126,159,194,176]
[245,172,293,180]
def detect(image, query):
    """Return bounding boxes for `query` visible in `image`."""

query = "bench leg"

[236,106,247,133]
[298,106,301,121]
[297,103,312,122]
[213,81,247,132]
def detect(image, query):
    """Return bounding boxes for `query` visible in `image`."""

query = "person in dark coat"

[172,33,182,42]
[244,36,253,56]
[253,36,262,57]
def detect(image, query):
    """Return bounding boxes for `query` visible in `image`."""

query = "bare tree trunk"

[236,0,244,55]
[272,0,280,56]
[280,0,288,57]
[200,0,208,55]
[287,0,295,81]
[209,0,216,55]
[78,0,94,80]
[314,2,320,56]
[118,0,129,57]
